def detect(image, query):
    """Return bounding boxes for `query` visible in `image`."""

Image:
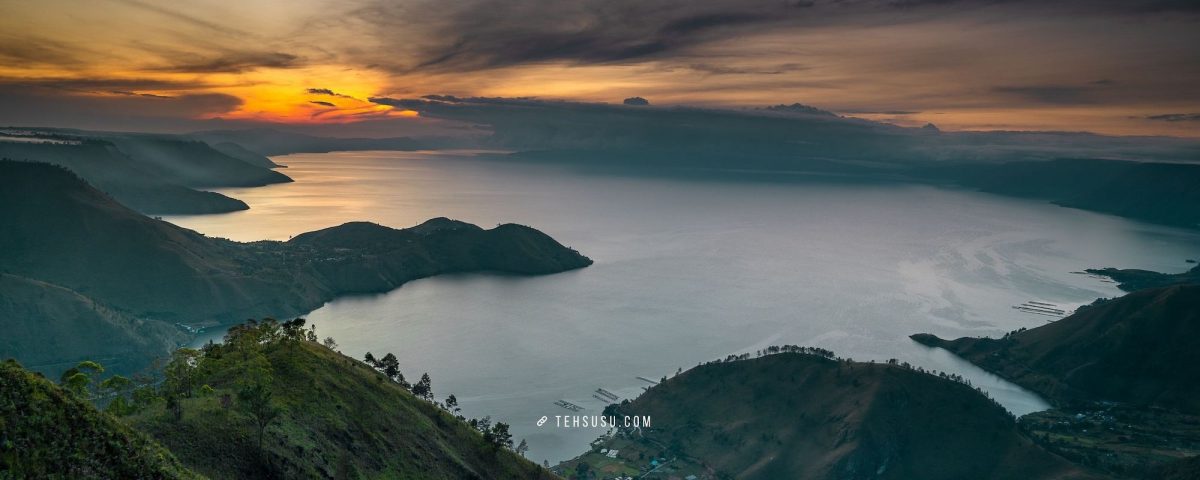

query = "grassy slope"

[0,360,202,479]
[127,340,554,479]
[0,273,185,374]
[595,353,1095,480]
[912,284,1200,413]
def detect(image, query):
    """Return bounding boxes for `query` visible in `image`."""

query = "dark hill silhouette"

[586,352,1098,480]
[929,158,1200,229]
[0,140,248,214]
[190,128,423,156]
[108,135,290,188]
[207,140,280,168]
[0,161,591,375]
[1085,262,1200,292]
[912,284,1200,413]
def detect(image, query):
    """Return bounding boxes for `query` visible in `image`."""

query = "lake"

[166,150,1200,464]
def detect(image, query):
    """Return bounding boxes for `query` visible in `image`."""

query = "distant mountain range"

[190,128,425,156]
[0,161,591,375]
[0,128,290,214]
[925,158,1200,229]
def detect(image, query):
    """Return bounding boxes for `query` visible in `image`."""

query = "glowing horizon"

[1,0,1197,137]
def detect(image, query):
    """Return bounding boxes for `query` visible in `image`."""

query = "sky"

[0,0,1198,137]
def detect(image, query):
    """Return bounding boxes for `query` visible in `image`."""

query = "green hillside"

[564,350,1096,480]
[913,284,1200,477]
[0,359,202,479]
[126,320,555,479]
[0,161,590,375]
[913,284,1200,412]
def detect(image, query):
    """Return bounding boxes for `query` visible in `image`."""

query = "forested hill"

[126,320,556,479]
[913,284,1200,413]
[570,351,1098,480]
[0,161,591,375]
[0,359,202,479]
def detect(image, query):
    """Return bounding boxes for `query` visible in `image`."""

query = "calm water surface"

[167,151,1200,464]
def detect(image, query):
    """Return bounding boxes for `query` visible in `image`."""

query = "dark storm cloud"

[159,51,301,74]
[0,35,87,67]
[111,0,249,37]
[351,1,812,72]
[110,90,171,98]
[658,12,768,35]
[1145,113,1200,122]
[310,100,336,107]
[307,88,355,99]
[347,0,1200,74]
[0,84,242,130]
[0,77,214,94]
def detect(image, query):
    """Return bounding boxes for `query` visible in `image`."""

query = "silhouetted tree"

[484,422,513,450]
[413,372,432,401]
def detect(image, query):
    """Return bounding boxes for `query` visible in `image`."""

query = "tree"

[60,360,104,398]
[378,353,407,387]
[484,422,513,450]
[100,374,132,396]
[100,374,134,415]
[323,336,338,350]
[412,373,432,401]
[163,348,202,420]
[445,394,460,415]
[516,439,528,457]
[474,416,492,433]
[238,382,282,457]
[282,318,307,340]
[363,352,377,368]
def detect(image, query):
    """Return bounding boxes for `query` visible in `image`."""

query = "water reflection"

[168,150,1200,464]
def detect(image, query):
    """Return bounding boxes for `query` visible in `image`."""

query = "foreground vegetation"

[0,160,591,376]
[560,348,1098,480]
[0,359,200,479]
[120,319,554,479]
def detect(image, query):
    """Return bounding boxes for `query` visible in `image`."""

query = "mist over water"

[168,150,1200,464]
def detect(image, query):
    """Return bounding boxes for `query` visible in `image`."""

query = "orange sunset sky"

[1,0,1198,137]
